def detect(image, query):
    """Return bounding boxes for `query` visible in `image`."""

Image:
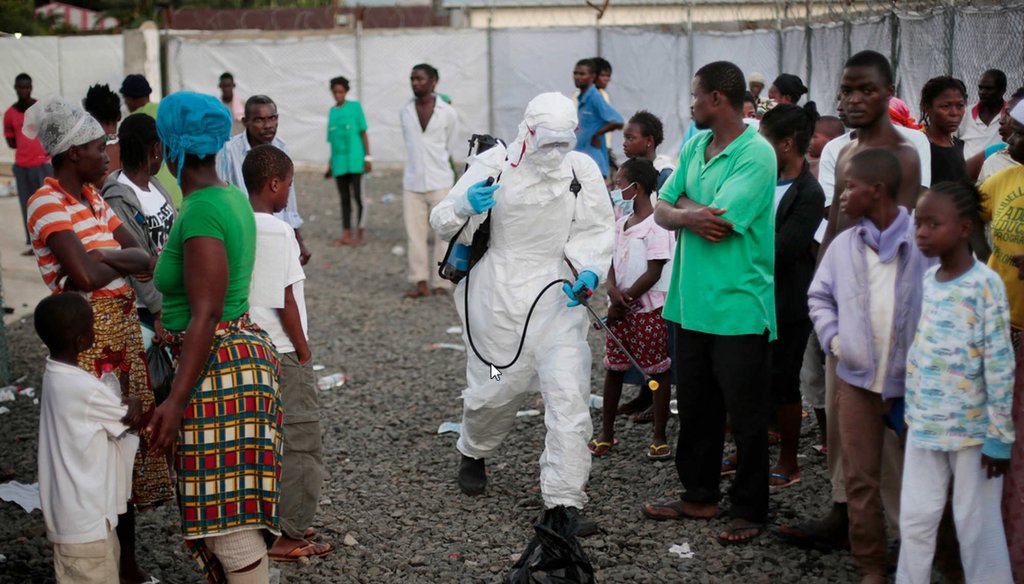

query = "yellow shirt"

[980,165,1024,328]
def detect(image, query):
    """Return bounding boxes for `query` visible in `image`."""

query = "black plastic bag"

[147,344,175,405]
[508,506,597,584]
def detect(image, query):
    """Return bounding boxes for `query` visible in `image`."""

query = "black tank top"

[930,139,968,184]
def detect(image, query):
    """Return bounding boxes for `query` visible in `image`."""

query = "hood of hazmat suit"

[429,92,615,509]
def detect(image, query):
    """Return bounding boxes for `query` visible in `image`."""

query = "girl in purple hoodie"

[807,148,931,582]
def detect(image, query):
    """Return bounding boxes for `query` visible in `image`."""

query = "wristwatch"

[364,155,373,162]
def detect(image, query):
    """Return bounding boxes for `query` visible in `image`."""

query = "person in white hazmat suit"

[429,93,614,534]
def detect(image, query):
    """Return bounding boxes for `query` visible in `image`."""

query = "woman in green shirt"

[326,75,371,246]
[147,92,282,583]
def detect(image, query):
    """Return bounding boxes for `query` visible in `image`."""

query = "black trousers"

[674,325,771,523]
[335,173,363,230]
[771,319,813,405]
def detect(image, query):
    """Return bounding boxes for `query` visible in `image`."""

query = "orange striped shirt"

[27,177,130,298]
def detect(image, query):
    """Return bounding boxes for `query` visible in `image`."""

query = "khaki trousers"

[838,378,905,577]
[53,527,120,584]
[403,188,452,288]
[278,352,325,540]
[826,356,902,537]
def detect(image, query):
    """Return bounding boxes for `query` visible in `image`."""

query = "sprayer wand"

[573,288,661,392]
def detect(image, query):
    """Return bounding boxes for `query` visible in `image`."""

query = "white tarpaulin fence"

[2,3,1022,167]
[0,35,124,164]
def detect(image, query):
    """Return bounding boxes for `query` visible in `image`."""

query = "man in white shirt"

[959,69,1007,159]
[216,94,310,265]
[35,294,140,584]
[400,63,460,298]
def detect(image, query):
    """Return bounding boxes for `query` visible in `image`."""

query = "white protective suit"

[429,93,614,509]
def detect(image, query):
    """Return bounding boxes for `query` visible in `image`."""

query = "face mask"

[610,182,636,213]
[528,141,572,170]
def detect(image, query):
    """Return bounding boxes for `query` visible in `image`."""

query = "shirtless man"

[821,50,921,253]
[777,50,921,556]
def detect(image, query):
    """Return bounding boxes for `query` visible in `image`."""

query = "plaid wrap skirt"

[163,317,282,583]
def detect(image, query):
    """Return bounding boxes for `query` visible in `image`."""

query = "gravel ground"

[0,170,862,583]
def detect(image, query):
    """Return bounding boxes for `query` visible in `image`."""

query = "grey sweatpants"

[278,352,325,540]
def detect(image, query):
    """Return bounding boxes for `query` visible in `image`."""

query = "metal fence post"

[687,0,694,83]
[804,0,812,97]
[890,7,901,98]
[944,5,955,76]
[355,16,363,102]
[842,1,852,63]
[776,0,785,77]
[487,15,495,133]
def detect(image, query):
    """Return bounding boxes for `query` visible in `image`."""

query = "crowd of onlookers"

[562,52,1023,584]
[3,40,1024,584]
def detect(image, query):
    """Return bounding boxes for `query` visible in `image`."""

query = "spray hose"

[461,269,660,391]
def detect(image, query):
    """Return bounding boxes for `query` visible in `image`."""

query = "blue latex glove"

[466,180,499,214]
[562,270,599,307]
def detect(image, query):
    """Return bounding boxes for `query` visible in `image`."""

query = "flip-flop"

[641,500,719,521]
[721,457,737,476]
[647,443,672,460]
[717,521,764,546]
[269,541,334,563]
[769,472,802,489]
[588,438,619,456]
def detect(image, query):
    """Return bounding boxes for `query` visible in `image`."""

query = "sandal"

[767,431,781,445]
[269,540,334,563]
[647,443,672,460]
[629,407,655,424]
[641,500,718,521]
[769,471,802,489]
[588,438,618,456]
[717,520,764,546]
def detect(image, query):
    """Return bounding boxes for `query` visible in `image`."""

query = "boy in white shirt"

[35,293,142,583]
[243,144,333,563]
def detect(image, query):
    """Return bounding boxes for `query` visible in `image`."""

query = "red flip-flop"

[269,541,333,563]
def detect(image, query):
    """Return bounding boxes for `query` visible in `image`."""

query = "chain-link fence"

[163,1,1023,166]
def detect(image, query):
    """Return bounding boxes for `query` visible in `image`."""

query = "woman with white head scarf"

[23,95,173,584]
[430,93,614,533]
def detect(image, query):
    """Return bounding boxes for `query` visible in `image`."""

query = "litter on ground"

[430,343,465,352]
[437,422,462,435]
[0,481,41,513]
[668,543,694,559]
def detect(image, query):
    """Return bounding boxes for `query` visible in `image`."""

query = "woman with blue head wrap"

[147,92,282,583]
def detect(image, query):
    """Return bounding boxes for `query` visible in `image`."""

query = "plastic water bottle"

[99,364,122,401]
[317,373,348,391]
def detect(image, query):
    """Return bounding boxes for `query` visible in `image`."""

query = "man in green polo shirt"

[641,61,777,546]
